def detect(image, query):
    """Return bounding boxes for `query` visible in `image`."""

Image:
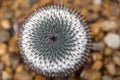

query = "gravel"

[0,0,120,80]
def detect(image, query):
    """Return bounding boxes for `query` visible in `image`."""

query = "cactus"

[18,5,91,78]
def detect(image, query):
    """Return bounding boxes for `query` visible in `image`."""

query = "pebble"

[0,29,10,42]
[15,64,25,73]
[1,19,11,30]
[114,77,120,80]
[5,67,13,75]
[1,54,11,67]
[13,23,20,33]
[116,67,120,76]
[104,47,114,56]
[96,31,104,41]
[91,24,104,41]
[113,52,120,66]
[0,62,4,73]
[35,75,47,80]
[68,77,77,80]
[14,10,22,18]
[92,42,104,51]
[111,2,120,17]
[80,69,101,80]
[100,21,118,31]
[0,25,2,30]
[8,34,19,53]
[102,75,113,80]
[91,24,101,37]
[0,43,7,56]
[5,11,13,19]
[80,8,89,17]
[93,0,102,5]
[10,54,20,69]
[87,13,98,23]
[92,52,103,61]
[2,71,12,80]
[104,33,120,49]
[105,63,117,75]
[92,4,101,12]
[14,71,33,80]
[68,74,77,80]
[92,60,103,71]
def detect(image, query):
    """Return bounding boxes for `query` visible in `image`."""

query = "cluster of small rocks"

[0,0,120,80]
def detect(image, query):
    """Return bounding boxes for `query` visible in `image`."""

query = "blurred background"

[0,0,120,80]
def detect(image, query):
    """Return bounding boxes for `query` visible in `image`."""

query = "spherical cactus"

[18,5,91,78]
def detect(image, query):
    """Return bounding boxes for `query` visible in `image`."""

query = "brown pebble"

[0,43,7,56]
[80,69,101,80]
[15,64,24,73]
[91,24,101,37]
[113,77,120,80]
[87,13,99,23]
[68,74,78,80]
[104,47,114,56]
[80,8,89,17]
[102,75,113,80]
[5,10,13,19]
[14,71,33,80]
[14,10,23,18]
[1,19,11,30]
[95,31,104,41]
[113,52,120,66]
[35,75,47,80]
[5,67,13,74]
[91,24,104,41]
[92,5,101,12]
[10,54,20,69]
[92,52,103,61]
[92,60,103,71]
[105,63,117,75]
[116,67,120,76]
[68,77,77,80]
[8,34,19,54]
[0,62,4,73]
[1,54,11,67]
[0,29,10,42]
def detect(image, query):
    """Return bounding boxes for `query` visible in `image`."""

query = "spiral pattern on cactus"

[19,5,91,77]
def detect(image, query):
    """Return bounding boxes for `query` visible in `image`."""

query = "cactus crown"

[19,5,91,77]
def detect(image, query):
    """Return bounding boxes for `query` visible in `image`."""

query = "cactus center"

[50,36,57,42]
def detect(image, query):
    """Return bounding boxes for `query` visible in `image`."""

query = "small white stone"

[2,71,12,80]
[104,33,120,49]
[93,0,102,5]
[13,23,20,33]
